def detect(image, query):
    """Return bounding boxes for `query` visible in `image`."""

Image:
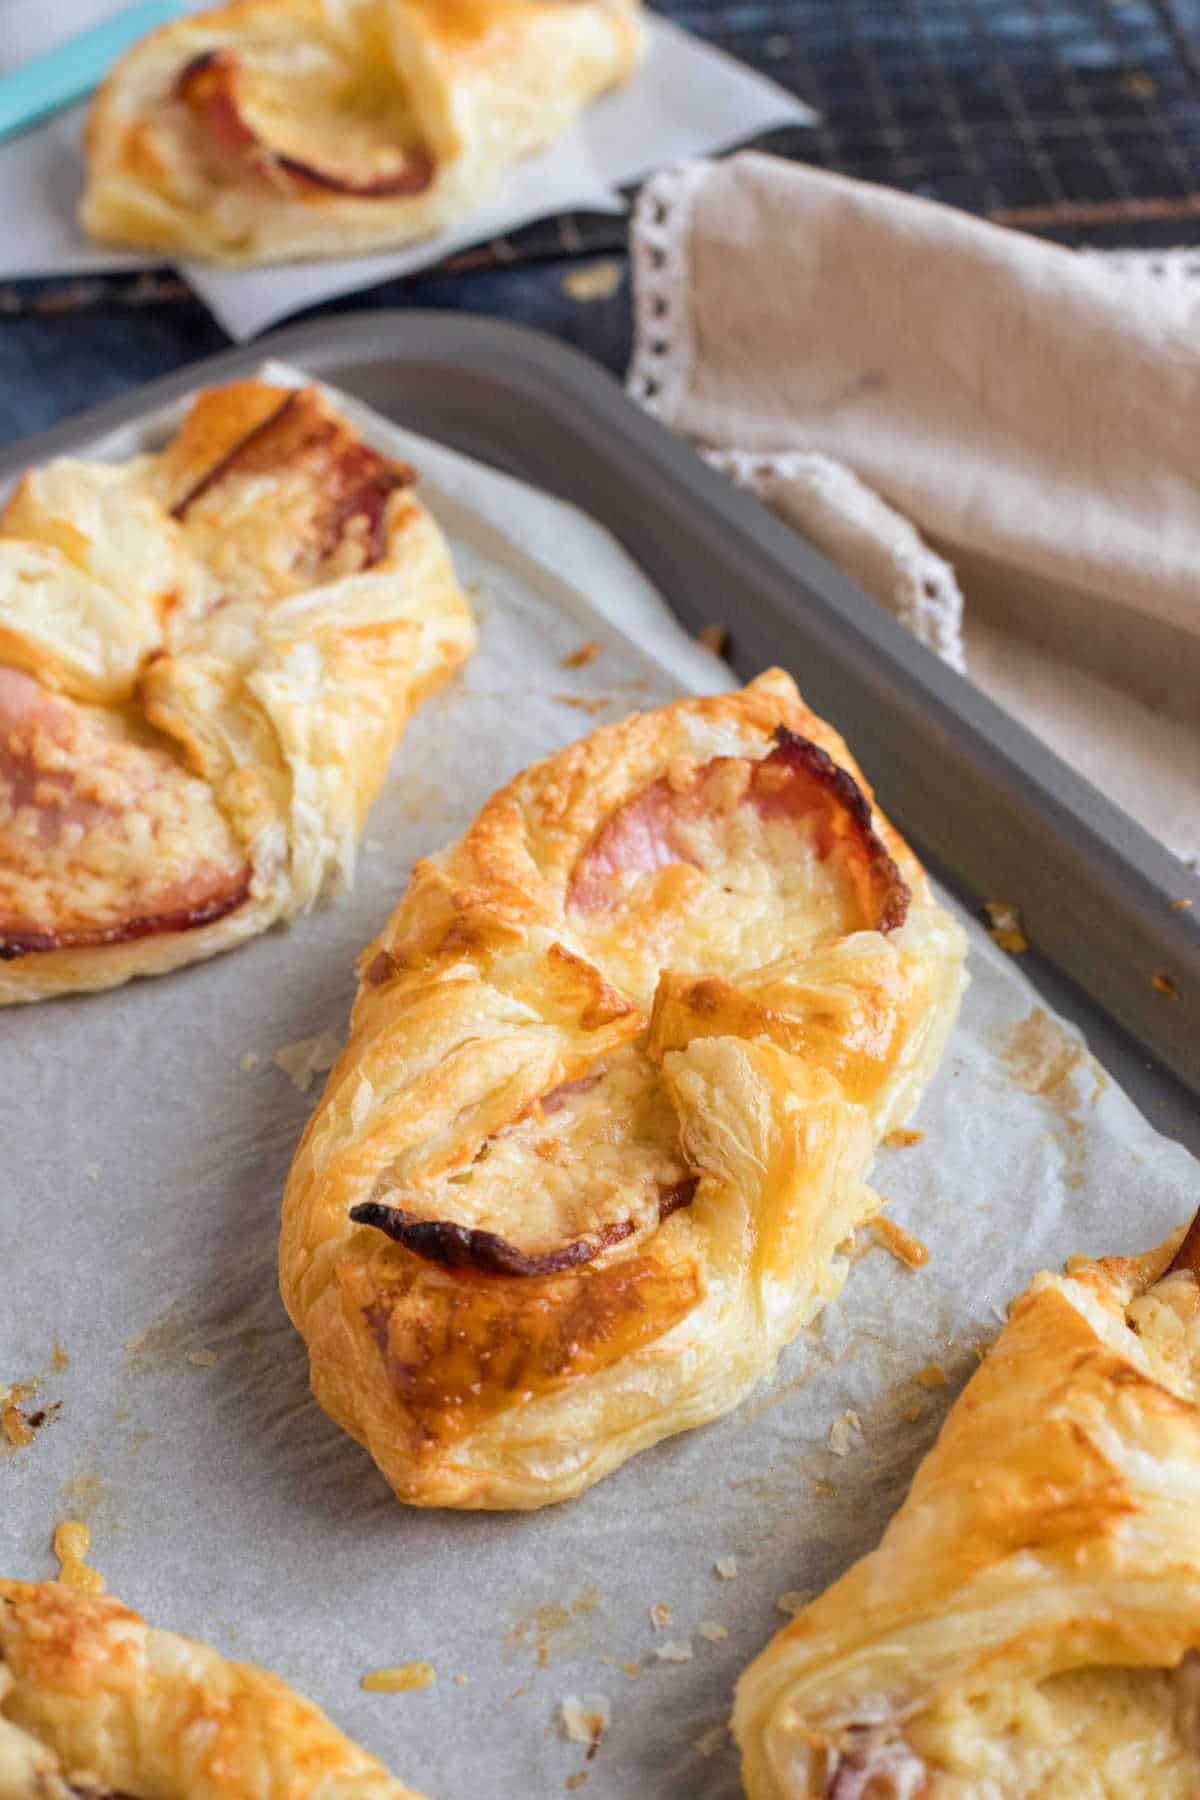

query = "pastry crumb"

[714,1556,738,1580]
[53,1521,104,1593]
[870,1214,929,1270]
[553,694,611,716]
[698,1620,728,1642]
[1171,897,1194,911]
[561,639,600,670]
[82,1163,100,1181]
[649,1602,673,1630]
[776,1590,813,1617]
[1151,971,1179,999]
[621,1660,641,1678]
[186,1349,218,1368]
[695,1723,729,1759]
[697,624,728,656]
[884,1127,923,1149]
[560,1694,610,1747]
[985,900,1030,953]
[1,1395,33,1448]
[565,1775,589,1792]
[239,1050,260,1072]
[913,1362,947,1389]
[454,1673,468,1686]
[561,260,622,302]
[655,1639,693,1663]
[828,1411,862,1457]
[360,1662,435,1693]
[273,1029,342,1092]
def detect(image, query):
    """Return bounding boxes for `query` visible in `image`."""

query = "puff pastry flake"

[0,1578,426,1799]
[280,670,968,1509]
[735,1220,1200,1799]
[0,378,475,1003]
[81,0,644,264]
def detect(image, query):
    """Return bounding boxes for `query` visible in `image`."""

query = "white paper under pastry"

[1,369,1196,1800]
[0,4,814,337]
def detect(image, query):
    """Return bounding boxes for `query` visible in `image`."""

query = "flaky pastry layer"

[81,0,643,264]
[735,1223,1200,1799]
[280,670,968,1509]
[0,1579,426,1799]
[0,378,476,1003]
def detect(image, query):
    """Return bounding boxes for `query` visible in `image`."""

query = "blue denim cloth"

[0,261,635,443]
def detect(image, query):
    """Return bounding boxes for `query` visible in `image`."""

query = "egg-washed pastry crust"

[280,670,968,1509]
[735,1219,1200,1799]
[0,378,476,1003]
[81,0,644,265]
[0,1579,427,1799]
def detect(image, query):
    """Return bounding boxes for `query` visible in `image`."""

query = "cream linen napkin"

[628,154,1199,869]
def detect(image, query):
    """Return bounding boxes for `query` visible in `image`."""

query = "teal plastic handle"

[0,1,186,144]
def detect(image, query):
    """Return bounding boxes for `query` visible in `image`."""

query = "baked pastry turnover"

[0,1579,426,1798]
[81,0,644,264]
[735,1218,1200,1799]
[280,671,967,1509]
[0,378,475,1003]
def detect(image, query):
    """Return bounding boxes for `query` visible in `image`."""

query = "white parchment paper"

[1,367,1197,1799]
[0,1,813,339]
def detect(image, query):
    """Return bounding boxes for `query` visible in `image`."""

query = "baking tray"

[2,309,1194,1147]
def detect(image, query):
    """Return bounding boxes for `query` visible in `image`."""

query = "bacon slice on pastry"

[280,671,967,1509]
[0,378,475,1003]
[735,1220,1200,1799]
[0,1579,427,1799]
[81,0,644,265]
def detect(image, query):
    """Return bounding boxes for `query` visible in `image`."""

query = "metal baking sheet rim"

[1,309,1195,1128]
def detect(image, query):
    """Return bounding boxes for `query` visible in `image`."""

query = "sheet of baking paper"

[2,363,1197,1800]
[0,0,813,339]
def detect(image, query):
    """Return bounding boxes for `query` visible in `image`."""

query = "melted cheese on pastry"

[81,0,644,264]
[735,1231,1200,1799]
[0,379,476,1003]
[0,1579,427,1799]
[0,667,248,956]
[280,671,967,1509]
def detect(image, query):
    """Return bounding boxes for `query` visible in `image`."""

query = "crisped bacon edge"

[169,385,414,568]
[769,727,910,934]
[176,50,436,199]
[0,873,251,961]
[350,1178,697,1278]
[1167,1210,1200,1278]
[567,724,910,934]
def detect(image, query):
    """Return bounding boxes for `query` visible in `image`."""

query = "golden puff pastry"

[81,0,644,265]
[735,1218,1200,1800]
[0,1578,427,1799]
[0,379,475,1004]
[280,670,968,1510]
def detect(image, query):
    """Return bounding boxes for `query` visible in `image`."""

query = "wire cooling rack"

[683,0,1200,243]
[484,0,1200,269]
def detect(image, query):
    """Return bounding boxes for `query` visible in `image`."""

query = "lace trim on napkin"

[627,160,707,420]
[706,448,967,671]
[627,165,1199,868]
[629,163,966,670]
